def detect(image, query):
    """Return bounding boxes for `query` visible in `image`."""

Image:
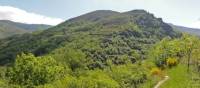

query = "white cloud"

[189,19,200,29]
[0,6,64,25]
[192,22,200,29]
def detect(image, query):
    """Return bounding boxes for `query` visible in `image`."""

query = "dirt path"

[154,76,169,88]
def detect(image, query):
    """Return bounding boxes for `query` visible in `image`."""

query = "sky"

[0,0,199,28]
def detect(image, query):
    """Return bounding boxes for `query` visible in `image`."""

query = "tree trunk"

[187,52,191,72]
[133,81,137,88]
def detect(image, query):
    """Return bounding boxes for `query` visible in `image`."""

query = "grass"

[140,76,161,88]
[160,64,200,88]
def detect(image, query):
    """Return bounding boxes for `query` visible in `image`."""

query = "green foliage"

[38,70,120,88]
[50,47,87,71]
[107,64,147,88]
[150,33,200,72]
[150,37,183,68]
[76,70,120,88]
[6,53,65,87]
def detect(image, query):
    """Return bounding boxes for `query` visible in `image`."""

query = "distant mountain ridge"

[170,24,200,36]
[0,20,51,38]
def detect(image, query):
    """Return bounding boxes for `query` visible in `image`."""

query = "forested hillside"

[0,10,199,88]
[0,10,180,65]
[0,20,51,38]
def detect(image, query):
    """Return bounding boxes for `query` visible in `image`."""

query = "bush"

[77,70,120,88]
[150,67,162,76]
[108,64,147,88]
[6,53,65,87]
[166,57,177,67]
[38,70,120,88]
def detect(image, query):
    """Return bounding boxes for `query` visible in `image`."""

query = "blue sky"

[0,0,200,28]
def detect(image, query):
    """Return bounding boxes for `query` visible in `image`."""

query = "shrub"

[108,64,147,88]
[38,70,120,88]
[6,53,65,87]
[77,70,120,88]
[166,57,178,67]
[151,67,162,76]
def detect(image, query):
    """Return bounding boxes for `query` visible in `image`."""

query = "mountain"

[0,20,51,38]
[0,10,180,65]
[170,24,200,36]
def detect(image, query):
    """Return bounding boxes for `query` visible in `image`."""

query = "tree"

[181,34,200,72]
[6,53,64,87]
[150,37,184,68]
[50,47,87,71]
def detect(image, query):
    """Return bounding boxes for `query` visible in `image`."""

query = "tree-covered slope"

[0,10,180,65]
[0,20,51,38]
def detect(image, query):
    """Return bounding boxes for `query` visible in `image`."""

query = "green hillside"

[0,10,179,65]
[0,20,51,38]
[1,10,200,88]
